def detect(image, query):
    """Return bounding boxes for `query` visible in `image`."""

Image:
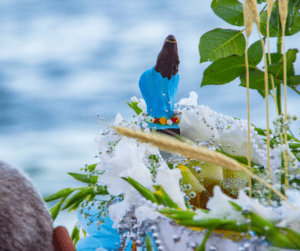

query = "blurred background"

[0,0,299,235]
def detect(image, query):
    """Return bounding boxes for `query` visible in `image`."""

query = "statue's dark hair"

[155,35,180,80]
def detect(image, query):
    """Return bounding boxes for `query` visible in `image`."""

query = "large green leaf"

[247,38,265,66]
[267,49,298,80]
[199,29,246,63]
[239,69,281,90]
[211,0,244,26]
[201,55,256,87]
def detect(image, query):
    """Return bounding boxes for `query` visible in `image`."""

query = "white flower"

[276,189,300,232]
[137,99,147,111]
[131,96,139,103]
[155,164,187,210]
[96,136,157,228]
[194,186,246,223]
[179,103,219,143]
[113,113,124,127]
[108,200,130,228]
[167,119,172,126]
[218,122,264,166]
[178,91,198,106]
[195,186,277,224]
[135,205,164,222]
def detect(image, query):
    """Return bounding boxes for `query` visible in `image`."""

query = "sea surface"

[0,0,299,236]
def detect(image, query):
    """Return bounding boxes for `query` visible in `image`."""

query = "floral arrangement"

[44,0,300,250]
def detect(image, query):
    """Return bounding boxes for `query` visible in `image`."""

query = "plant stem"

[277,2,282,115]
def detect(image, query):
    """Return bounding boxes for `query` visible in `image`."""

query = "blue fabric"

[139,66,179,129]
[76,202,121,251]
[75,235,119,251]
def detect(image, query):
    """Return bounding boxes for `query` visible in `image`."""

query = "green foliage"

[153,185,179,209]
[211,0,244,27]
[197,229,213,251]
[247,39,265,66]
[44,187,75,202]
[218,148,257,168]
[267,49,298,80]
[126,101,143,115]
[199,29,246,63]
[67,172,98,184]
[201,55,253,87]
[199,0,300,97]
[145,234,153,251]
[49,195,68,220]
[121,177,158,203]
[229,201,300,249]
[71,224,80,247]
[260,2,300,37]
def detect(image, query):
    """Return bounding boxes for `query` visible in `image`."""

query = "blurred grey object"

[0,160,54,251]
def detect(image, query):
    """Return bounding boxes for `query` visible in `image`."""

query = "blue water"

[0,0,299,236]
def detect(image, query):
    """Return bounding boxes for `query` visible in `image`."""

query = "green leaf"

[281,228,300,249]
[197,229,213,251]
[218,149,256,168]
[211,0,244,27]
[247,39,265,66]
[126,101,143,116]
[122,177,158,203]
[71,224,80,247]
[247,212,297,249]
[288,75,300,87]
[49,196,68,221]
[289,143,300,149]
[44,187,74,202]
[228,201,242,211]
[201,55,256,87]
[199,29,246,63]
[68,200,82,213]
[149,154,159,163]
[153,185,179,209]
[286,10,300,36]
[266,53,283,65]
[87,164,97,172]
[67,172,98,184]
[176,218,245,231]
[239,69,281,90]
[158,208,196,220]
[259,7,280,37]
[260,2,300,37]
[145,234,153,251]
[61,187,94,210]
[267,49,298,80]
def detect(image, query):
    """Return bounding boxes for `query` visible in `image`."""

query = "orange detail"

[131,241,137,251]
[159,117,168,125]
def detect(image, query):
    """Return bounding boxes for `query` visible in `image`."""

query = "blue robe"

[139,66,179,130]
